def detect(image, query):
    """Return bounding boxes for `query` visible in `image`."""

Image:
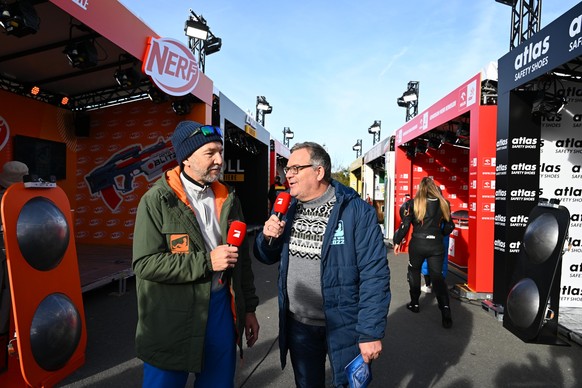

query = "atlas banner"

[498,2,582,94]
[395,74,479,147]
[537,80,582,335]
[493,91,542,302]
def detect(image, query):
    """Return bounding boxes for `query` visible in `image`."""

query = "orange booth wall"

[0,89,211,247]
[73,99,209,246]
[0,90,78,198]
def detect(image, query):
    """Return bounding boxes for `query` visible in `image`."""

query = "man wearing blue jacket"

[254,142,390,387]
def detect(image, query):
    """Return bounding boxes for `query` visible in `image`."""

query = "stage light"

[531,92,567,120]
[256,96,273,126]
[0,0,40,37]
[30,85,40,96]
[60,96,69,106]
[396,97,407,107]
[204,36,222,55]
[256,96,272,113]
[64,39,98,69]
[283,127,294,148]
[368,120,381,145]
[114,67,141,89]
[352,139,362,158]
[405,143,415,158]
[397,81,419,122]
[401,89,418,103]
[184,18,209,40]
[427,137,442,150]
[456,123,470,138]
[443,131,457,144]
[415,141,428,155]
[147,86,168,104]
[172,98,192,115]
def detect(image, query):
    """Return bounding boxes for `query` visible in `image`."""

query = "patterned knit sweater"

[287,185,336,326]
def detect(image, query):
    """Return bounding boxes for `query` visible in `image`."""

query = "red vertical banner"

[393,147,412,250]
[468,106,497,292]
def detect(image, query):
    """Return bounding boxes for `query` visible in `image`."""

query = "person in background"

[254,141,390,388]
[393,177,454,329]
[132,121,260,388]
[0,161,29,353]
[268,175,287,209]
[1,160,29,234]
[0,161,29,200]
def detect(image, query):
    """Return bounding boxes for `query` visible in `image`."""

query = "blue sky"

[120,0,580,168]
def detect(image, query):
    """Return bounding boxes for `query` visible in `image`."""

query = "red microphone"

[269,192,291,245]
[219,220,247,285]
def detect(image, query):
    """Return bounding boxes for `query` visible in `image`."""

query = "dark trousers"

[408,241,450,309]
[287,316,328,388]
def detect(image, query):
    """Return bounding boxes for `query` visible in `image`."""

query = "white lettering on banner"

[72,0,89,10]
[143,37,200,96]
[514,36,550,70]
[225,160,245,173]
[539,80,582,313]
[402,124,419,138]
[511,137,537,149]
[514,56,549,82]
[569,13,582,51]
[429,101,457,122]
[510,162,537,175]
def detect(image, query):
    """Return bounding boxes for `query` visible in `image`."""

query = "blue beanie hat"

[171,121,223,164]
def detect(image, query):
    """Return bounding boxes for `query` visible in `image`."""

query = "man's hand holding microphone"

[264,192,291,245]
[211,220,246,285]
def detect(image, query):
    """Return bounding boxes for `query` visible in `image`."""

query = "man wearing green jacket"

[133,121,260,387]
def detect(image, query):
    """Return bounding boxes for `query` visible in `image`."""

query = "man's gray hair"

[290,142,332,182]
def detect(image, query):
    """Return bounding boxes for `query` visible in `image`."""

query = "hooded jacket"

[254,180,390,387]
[132,166,258,372]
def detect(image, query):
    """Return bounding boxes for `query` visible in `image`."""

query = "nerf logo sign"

[143,37,200,96]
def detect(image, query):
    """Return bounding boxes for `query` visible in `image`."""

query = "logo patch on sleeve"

[170,234,190,253]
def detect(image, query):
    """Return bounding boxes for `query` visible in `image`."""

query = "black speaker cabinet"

[503,199,570,345]
[74,113,90,137]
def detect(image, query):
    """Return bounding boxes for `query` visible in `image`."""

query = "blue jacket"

[254,180,390,386]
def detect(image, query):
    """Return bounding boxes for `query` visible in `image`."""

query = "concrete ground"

[57,239,582,387]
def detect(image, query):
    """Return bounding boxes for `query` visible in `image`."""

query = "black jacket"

[393,198,454,248]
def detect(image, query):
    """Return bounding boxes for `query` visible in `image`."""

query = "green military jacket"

[132,166,258,372]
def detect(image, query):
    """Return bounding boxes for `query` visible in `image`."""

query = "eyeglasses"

[283,164,314,175]
[187,125,223,139]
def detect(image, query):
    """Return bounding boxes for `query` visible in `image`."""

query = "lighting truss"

[397,81,419,122]
[352,139,362,158]
[256,96,273,127]
[368,120,381,145]
[185,9,221,73]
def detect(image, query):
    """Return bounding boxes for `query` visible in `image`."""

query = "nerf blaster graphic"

[85,138,176,210]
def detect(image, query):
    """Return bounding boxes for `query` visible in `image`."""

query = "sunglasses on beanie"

[187,125,223,139]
